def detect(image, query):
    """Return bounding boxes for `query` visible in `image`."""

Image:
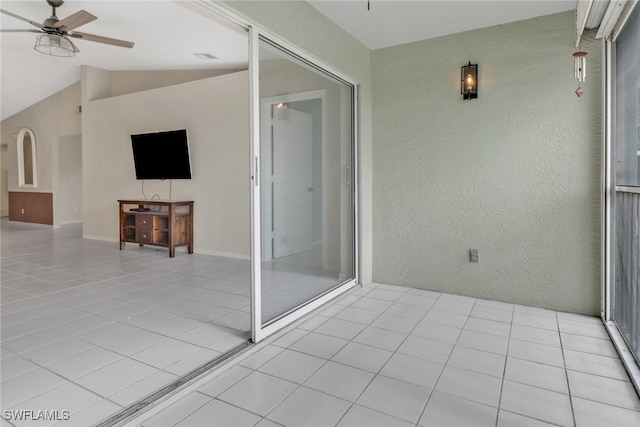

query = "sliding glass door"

[609,3,640,363]
[249,31,358,340]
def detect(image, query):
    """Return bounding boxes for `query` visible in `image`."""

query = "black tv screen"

[131,130,192,180]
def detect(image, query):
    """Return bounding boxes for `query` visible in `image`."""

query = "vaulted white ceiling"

[1,1,579,121]
[0,0,248,120]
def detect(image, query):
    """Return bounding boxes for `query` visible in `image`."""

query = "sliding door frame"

[602,0,640,392]
[100,4,362,425]
[249,28,360,342]
[192,0,360,345]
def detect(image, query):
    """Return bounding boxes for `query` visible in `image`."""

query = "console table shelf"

[118,200,193,258]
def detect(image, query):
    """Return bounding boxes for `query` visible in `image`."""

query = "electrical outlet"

[469,249,478,263]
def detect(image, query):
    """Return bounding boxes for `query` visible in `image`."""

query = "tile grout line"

[226,288,379,427]
[0,356,127,418]
[340,285,437,427]
[96,340,253,427]
[350,285,441,426]
[251,285,424,426]
[256,286,373,427]
[3,338,176,412]
[494,301,515,427]
[284,284,399,426]
[163,390,213,427]
[314,287,381,427]
[412,292,472,427]
[557,312,578,427]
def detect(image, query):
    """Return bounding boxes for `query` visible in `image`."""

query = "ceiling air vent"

[193,53,217,60]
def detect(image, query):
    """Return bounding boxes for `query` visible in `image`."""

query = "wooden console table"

[118,200,194,258]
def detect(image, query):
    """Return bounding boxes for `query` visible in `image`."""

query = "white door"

[271,107,313,258]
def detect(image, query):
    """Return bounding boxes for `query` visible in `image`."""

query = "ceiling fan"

[0,0,134,57]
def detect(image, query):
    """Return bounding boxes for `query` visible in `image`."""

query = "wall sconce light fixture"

[461,62,478,100]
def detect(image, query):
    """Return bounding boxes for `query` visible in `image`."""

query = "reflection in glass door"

[252,34,357,334]
[612,4,640,363]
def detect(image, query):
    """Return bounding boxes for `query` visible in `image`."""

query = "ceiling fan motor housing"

[43,17,61,31]
[44,0,64,31]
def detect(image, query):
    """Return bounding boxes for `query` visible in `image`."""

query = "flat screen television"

[131,129,192,180]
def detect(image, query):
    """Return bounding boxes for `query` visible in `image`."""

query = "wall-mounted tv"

[131,129,192,180]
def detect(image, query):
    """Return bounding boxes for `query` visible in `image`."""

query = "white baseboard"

[194,248,250,260]
[83,234,119,243]
[60,220,83,225]
[81,235,250,260]
[0,209,8,217]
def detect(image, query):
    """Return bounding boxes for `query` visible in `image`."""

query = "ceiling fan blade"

[0,29,42,33]
[69,31,134,48]
[55,10,97,31]
[0,9,45,29]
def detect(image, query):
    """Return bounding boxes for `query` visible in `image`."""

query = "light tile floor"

[3,220,640,426]
[138,284,640,427]
[1,220,338,426]
[1,221,252,426]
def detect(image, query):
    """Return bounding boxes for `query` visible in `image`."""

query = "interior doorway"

[261,90,326,265]
[56,134,83,226]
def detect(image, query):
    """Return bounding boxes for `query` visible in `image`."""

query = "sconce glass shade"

[34,34,77,57]
[461,62,478,99]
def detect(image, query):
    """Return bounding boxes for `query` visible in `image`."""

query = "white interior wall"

[1,83,82,195]
[81,69,250,258]
[109,69,245,98]
[371,11,602,315]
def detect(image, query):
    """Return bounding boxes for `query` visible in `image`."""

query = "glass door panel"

[613,4,640,362]
[257,36,356,326]
[614,192,640,357]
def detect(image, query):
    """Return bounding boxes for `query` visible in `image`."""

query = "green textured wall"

[371,11,602,315]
